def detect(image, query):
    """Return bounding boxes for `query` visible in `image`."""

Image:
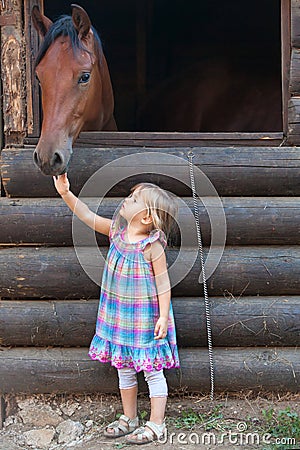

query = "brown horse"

[32,4,116,176]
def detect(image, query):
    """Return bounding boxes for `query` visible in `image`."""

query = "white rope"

[188,151,215,401]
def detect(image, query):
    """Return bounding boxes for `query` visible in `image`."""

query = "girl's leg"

[144,369,168,424]
[118,367,138,419]
[126,370,168,444]
[105,368,138,435]
[120,385,138,419]
[149,396,167,424]
[126,369,168,443]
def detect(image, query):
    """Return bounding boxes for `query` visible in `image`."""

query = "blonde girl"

[53,174,180,444]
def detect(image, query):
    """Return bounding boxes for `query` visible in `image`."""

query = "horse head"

[32,4,116,176]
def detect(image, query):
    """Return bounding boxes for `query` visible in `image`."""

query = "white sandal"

[103,414,139,438]
[125,420,167,444]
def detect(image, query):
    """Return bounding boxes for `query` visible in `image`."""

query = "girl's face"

[120,188,149,224]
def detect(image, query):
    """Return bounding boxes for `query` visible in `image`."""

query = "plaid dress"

[88,223,180,372]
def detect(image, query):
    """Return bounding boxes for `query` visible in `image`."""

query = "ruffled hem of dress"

[88,335,180,372]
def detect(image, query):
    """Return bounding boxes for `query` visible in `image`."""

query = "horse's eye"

[78,72,91,84]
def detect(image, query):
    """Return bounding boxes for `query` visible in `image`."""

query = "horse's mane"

[35,15,103,68]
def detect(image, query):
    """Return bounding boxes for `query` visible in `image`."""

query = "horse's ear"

[71,4,91,39]
[32,5,53,37]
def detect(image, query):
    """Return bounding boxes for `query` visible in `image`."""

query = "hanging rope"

[188,151,215,401]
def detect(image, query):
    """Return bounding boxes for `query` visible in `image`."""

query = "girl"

[53,174,180,444]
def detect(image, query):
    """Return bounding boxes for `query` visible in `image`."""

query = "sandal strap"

[145,420,166,438]
[129,426,153,442]
[119,414,137,425]
[128,421,166,442]
[105,414,139,436]
[106,419,128,434]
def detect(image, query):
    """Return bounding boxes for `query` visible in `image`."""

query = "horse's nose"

[33,150,40,168]
[51,151,65,171]
[33,148,66,175]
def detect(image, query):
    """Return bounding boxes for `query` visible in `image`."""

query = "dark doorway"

[44,0,282,132]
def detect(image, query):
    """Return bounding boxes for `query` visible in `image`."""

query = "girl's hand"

[53,173,70,197]
[154,317,168,340]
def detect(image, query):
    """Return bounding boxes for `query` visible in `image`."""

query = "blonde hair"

[131,182,178,238]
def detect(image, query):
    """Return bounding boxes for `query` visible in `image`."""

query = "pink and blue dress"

[88,223,180,372]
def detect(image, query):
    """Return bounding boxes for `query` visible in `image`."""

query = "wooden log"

[0,396,5,430]
[0,347,298,394]
[290,48,300,95]
[288,97,300,143]
[282,0,291,135]
[0,246,299,299]
[291,0,300,48]
[0,197,300,246]
[24,0,43,137]
[24,131,284,148]
[0,296,299,348]
[2,146,300,198]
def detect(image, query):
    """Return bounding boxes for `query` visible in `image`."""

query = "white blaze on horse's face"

[32,4,115,176]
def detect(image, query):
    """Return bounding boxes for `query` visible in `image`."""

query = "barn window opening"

[41,0,282,133]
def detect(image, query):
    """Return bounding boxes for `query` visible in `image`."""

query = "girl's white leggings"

[117,367,168,398]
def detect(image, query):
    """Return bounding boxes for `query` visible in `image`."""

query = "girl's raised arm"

[53,174,111,236]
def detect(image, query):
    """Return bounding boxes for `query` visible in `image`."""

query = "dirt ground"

[0,391,299,450]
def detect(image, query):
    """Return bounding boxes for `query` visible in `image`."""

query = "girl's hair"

[131,182,178,238]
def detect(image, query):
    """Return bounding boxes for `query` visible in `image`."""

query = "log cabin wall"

[288,0,300,142]
[0,0,299,396]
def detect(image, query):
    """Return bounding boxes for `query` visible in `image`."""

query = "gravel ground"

[0,391,299,450]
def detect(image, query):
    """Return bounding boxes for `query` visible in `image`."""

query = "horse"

[32,4,116,176]
[137,59,282,132]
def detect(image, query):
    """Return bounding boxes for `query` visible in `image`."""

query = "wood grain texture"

[0,246,299,299]
[2,146,300,197]
[0,347,298,394]
[0,197,299,246]
[0,296,299,347]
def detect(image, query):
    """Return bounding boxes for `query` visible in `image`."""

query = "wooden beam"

[288,96,300,142]
[24,0,43,136]
[25,131,284,147]
[0,296,299,348]
[290,48,300,94]
[1,146,300,198]
[0,0,26,145]
[0,246,299,299]
[0,197,300,246]
[0,347,298,394]
[291,0,300,47]
[282,0,291,136]
[0,396,5,429]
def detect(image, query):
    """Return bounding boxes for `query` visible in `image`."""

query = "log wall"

[1,297,299,348]
[0,347,298,394]
[1,144,300,394]
[0,246,299,299]
[2,146,300,197]
[0,2,300,396]
[0,197,299,246]
[288,0,300,143]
